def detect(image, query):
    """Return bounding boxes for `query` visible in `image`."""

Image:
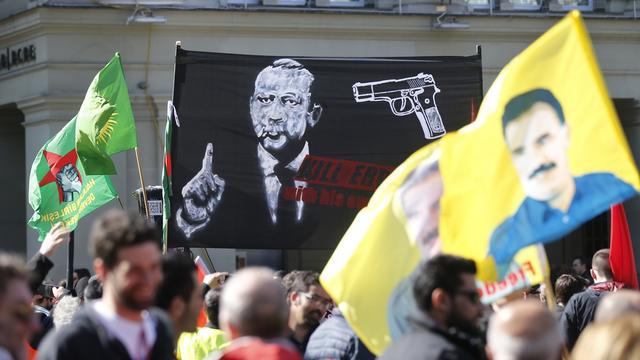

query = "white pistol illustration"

[352,73,446,139]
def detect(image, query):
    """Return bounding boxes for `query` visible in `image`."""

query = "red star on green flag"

[38,149,83,203]
[28,118,117,240]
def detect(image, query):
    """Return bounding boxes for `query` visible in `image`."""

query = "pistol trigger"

[400,97,407,111]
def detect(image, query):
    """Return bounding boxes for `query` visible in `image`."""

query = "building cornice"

[2,7,640,45]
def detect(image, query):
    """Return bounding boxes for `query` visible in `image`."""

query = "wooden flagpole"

[134,147,150,219]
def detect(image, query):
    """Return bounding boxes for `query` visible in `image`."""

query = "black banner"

[168,48,482,249]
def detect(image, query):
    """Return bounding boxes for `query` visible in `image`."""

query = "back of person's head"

[571,314,640,360]
[155,253,197,311]
[53,294,81,329]
[84,275,103,301]
[89,209,159,269]
[73,276,89,301]
[73,268,91,280]
[591,249,613,280]
[412,255,476,312]
[204,288,222,328]
[554,274,585,306]
[0,253,26,296]
[595,289,640,322]
[488,300,563,360]
[219,267,288,340]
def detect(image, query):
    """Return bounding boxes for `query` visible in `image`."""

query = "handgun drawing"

[352,73,446,139]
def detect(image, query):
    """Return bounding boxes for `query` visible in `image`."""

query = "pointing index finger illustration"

[202,143,214,171]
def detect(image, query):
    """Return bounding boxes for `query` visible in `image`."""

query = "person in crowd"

[215,267,301,360]
[379,255,485,360]
[37,210,173,360]
[0,253,40,360]
[487,300,563,360]
[561,248,624,350]
[27,223,70,295]
[83,275,102,301]
[304,305,374,360]
[594,289,640,322]
[554,274,585,318]
[72,268,91,288]
[284,271,333,353]
[28,283,55,349]
[155,252,203,348]
[26,223,70,352]
[570,256,593,285]
[177,288,228,360]
[52,295,81,329]
[571,314,640,360]
[73,277,89,303]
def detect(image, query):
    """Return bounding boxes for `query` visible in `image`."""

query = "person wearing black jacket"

[379,255,486,360]
[561,249,625,351]
[27,222,70,350]
[37,210,174,360]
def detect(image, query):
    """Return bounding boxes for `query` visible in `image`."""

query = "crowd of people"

[0,209,639,360]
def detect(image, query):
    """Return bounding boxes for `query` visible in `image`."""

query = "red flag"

[194,256,210,327]
[610,204,639,289]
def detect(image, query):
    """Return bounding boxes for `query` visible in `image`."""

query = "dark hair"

[0,253,26,296]
[204,288,222,328]
[592,249,613,280]
[89,210,159,269]
[502,88,565,137]
[155,253,197,311]
[285,270,320,295]
[84,275,103,301]
[555,274,585,305]
[572,256,589,267]
[74,277,89,300]
[413,255,477,312]
[74,268,91,280]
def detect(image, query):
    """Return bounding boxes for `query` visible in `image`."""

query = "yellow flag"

[439,11,639,280]
[320,11,638,355]
[320,141,547,355]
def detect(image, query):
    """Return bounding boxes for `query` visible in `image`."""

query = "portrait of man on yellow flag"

[488,88,636,264]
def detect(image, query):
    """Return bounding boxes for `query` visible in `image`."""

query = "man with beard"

[177,59,322,238]
[38,210,173,360]
[379,255,486,360]
[488,88,635,265]
[284,271,332,354]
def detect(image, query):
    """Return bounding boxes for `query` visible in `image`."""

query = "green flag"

[29,118,118,240]
[162,101,175,251]
[76,53,137,175]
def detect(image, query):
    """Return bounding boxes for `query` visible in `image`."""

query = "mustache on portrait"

[528,162,556,180]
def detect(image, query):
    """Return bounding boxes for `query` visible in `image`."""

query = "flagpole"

[66,231,75,292]
[134,147,150,219]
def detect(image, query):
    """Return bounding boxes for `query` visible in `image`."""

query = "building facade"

[1,0,639,279]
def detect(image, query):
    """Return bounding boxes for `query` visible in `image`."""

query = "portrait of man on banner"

[176,58,322,238]
[488,88,636,264]
[387,154,442,339]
